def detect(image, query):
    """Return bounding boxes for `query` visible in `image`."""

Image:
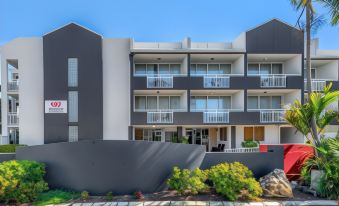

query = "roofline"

[246,18,303,33]
[43,22,102,37]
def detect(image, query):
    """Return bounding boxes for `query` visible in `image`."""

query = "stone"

[259,169,293,198]
[310,170,324,191]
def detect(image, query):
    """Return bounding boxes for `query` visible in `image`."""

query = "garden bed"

[73,189,324,203]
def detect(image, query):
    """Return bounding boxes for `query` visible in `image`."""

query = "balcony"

[260,109,286,123]
[147,111,173,124]
[203,75,230,88]
[203,110,229,123]
[8,112,19,126]
[147,76,173,88]
[260,75,286,88]
[8,80,19,92]
[304,79,326,91]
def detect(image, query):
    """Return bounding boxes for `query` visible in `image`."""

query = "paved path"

[54,200,338,206]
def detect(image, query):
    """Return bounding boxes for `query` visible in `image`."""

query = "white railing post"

[224,147,259,153]
[147,111,173,124]
[305,79,326,91]
[147,76,173,88]
[203,75,230,88]
[203,110,229,123]
[7,80,19,92]
[260,74,286,87]
[7,112,19,126]
[260,109,285,123]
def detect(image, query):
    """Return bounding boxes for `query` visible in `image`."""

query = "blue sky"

[1,0,339,49]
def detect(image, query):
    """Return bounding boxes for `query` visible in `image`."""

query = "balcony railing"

[260,74,286,87]
[203,111,229,123]
[224,147,259,153]
[8,80,19,92]
[203,75,230,88]
[147,76,173,88]
[304,79,326,91]
[147,111,173,124]
[260,109,286,123]
[8,112,19,126]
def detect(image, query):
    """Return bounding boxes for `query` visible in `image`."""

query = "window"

[147,96,157,110]
[220,128,228,141]
[159,64,170,74]
[135,96,146,110]
[165,131,178,142]
[244,126,264,141]
[220,64,231,74]
[260,64,271,74]
[68,58,78,87]
[208,64,219,74]
[304,68,316,79]
[191,96,231,111]
[260,96,270,109]
[191,64,232,75]
[248,96,259,109]
[135,96,181,111]
[69,126,78,142]
[196,64,207,74]
[272,64,283,74]
[135,64,146,75]
[248,64,259,74]
[147,64,158,75]
[170,96,180,110]
[170,64,181,74]
[271,96,282,109]
[207,96,219,109]
[219,96,231,109]
[68,91,78,122]
[159,96,169,110]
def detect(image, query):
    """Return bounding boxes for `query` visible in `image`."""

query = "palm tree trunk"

[305,1,320,146]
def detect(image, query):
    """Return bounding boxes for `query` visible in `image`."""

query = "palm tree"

[284,83,339,146]
[289,0,339,142]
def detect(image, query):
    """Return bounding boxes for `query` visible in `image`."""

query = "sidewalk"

[61,200,338,206]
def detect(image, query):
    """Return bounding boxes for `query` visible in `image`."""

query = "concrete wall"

[201,145,284,178]
[285,55,302,75]
[102,39,131,140]
[16,140,205,195]
[0,153,15,163]
[0,38,44,145]
[317,61,338,80]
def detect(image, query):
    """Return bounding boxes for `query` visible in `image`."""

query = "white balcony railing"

[260,109,286,123]
[203,111,229,123]
[260,75,286,87]
[147,76,173,88]
[304,79,326,91]
[224,147,259,153]
[133,42,182,50]
[8,112,19,126]
[8,80,19,92]
[204,75,230,88]
[147,111,173,124]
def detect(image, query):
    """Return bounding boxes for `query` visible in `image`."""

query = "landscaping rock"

[259,169,293,198]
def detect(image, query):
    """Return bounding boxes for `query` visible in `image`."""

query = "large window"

[68,58,78,87]
[244,126,264,141]
[191,96,231,111]
[134,96,181,111]
[304,68,316,79]
[247,96,282,110]
[68,91,78,122]
[191,64,231,75]
[248,63,283,75]
[134,64,181,76]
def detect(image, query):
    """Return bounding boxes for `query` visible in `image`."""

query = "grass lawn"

[0,144,26,153]
[33,190,80,206]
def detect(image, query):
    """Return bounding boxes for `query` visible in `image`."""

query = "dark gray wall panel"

[327,81,339,91]
[286,76,303,88]
[201,145,284,178]
[43,23,103,143]
[246,19,304,54]
[0,153,15,163]
[16,140,205,195]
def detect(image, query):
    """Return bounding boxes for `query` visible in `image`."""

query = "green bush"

[0,144,26,153]
[167,167,208,195]
[33,190,80,206]
[0,160,48,203]
[241,141,259,148]
[105,191,113,201]
[208,162,262,201]
[81,191,89,201]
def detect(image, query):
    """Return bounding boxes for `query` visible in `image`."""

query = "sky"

[1,0,339,49]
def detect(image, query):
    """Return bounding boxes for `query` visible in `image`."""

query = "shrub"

[208,162,262,201]
[0,144,26,153]
[167,167,208,195]
[241,141,259,148]
[33,190,80,206]
[134,191,144,200]
[105,191,113,201]
[0,160,48,203]
[80,191,89,201]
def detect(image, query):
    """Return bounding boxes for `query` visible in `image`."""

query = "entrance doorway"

[185,128,209,150]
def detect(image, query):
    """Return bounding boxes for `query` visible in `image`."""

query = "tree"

[289,0,339,142]
[284,83,339,146]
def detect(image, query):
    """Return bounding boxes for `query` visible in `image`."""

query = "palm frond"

[317,0,339,25]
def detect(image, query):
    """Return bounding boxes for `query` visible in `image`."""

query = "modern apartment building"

[0,19,338,150]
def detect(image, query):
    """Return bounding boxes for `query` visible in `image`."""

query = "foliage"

[284,83,339,146]
[241,141,259,148]
[80,191,89,201]
[208,162,262,201]
[167,167,208,195]
[0,144,26,153]
[0,160,48,203]
[105,191,113,201]
[180,136,189,144]
[301,136,339,199]
[33,190,80,206]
